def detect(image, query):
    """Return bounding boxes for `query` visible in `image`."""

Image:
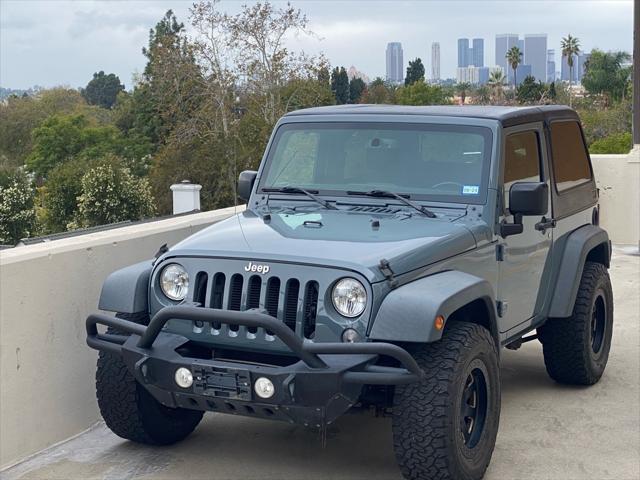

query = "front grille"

[188,267,319,339]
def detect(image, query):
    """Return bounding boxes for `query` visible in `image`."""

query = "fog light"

[254,377,275,399]
[175,367,193,388]
[342,328,361,343]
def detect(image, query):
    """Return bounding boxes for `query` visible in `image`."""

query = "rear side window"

[549,121,592,192]
[504,131,541,209]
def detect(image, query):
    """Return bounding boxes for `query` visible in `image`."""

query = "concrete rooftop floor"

[2,247,639,480]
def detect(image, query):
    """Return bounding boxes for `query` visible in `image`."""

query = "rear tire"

[392,323,500,480]
[538,261,613,385]
[96,313,203,445]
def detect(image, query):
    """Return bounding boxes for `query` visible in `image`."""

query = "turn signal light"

[434,315,445,331]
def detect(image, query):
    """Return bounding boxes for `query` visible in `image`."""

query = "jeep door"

[497,123,553,333]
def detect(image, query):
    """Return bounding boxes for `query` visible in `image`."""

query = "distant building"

[547,49,556,83]
[456,66,490,85]
[472,38,484,67]
[458,37,484,70]
[386,42,404,84]
[495,34,519,84]
[515,64,532,85]
[577,53,591,83]
[431,42,441,82]
[458,38,470,67]
[347,65,370,84]
[561,54,579,83]
[518,39,525,54]
[524,34,547,82]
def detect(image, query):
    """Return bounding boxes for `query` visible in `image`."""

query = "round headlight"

[332,278,367,318]
[160,264,189,301]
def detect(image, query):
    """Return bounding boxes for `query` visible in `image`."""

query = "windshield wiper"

[262,186,337,210]
[346,190,437,218]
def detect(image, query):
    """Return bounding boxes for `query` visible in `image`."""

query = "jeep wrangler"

[86,105,613,480]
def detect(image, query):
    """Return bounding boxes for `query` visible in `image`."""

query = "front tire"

[538,261,614,385]
[392,323,500,480]
[96,313,203,445]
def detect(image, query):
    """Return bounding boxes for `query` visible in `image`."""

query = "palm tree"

[487,69,506,104]
[561,34,580,107]
[506,46,522,88]
[455,82,471,104]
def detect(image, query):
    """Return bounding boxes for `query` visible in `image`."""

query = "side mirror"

[500,182,548,238]
[237,170,257,202]
[509,182,548,216]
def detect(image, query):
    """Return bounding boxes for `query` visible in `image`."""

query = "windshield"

[259,122,493,204]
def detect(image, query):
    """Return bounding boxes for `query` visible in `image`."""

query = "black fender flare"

[368,270,498,346]
[547,225,610,318]
[98,260,152,314]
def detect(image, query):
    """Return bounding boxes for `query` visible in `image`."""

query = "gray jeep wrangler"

[87,105,613,480]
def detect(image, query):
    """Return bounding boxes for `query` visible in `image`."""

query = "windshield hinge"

[378,258,398,288]
[495,244,504,262]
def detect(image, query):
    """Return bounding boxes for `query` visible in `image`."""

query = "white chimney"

[170,180,202,214]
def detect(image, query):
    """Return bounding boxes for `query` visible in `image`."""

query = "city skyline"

[0,0,633,89]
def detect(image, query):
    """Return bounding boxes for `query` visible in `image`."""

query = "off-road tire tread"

[96,313,203,445]
[539,261,612,385]
[392,323,499,480]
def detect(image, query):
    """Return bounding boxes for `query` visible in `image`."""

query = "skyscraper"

[386,42,404,84]
[496,34,519,83]
[577,53,591,83]
[524,34,548,81]
[431,42,441,82]
[547,49,556,82]
[472,38,484,67]
[457,38,470,67]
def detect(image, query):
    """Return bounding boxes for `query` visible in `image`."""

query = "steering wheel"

[431,181,464,191]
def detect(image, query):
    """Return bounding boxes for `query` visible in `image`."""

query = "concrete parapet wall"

[0,207,241,468]
[591,151,640,246]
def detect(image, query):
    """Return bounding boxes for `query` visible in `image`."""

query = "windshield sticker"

[462,185,480,195]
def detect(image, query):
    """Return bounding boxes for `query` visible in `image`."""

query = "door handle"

[534,216,556,232]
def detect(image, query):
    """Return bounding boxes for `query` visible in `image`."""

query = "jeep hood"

[166,209,477,282]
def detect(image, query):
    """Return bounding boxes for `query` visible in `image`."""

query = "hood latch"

[378,258,398,288]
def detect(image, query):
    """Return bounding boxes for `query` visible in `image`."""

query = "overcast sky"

[0,0,633,90]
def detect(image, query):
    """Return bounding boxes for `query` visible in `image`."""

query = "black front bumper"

[86,306,422,426]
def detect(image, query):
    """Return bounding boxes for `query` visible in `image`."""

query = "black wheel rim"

[591,292,606,354]
[459,367,488,449]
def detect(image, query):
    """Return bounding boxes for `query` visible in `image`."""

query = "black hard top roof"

[283,104,579,127]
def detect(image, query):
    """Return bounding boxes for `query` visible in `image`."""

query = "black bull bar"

[86,306,423,426]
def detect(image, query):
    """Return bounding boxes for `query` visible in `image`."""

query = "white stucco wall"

[0,207,242,469]
[590,151,640,246]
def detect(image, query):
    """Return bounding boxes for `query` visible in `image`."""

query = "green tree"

[331,67,350,104]
[472,85,491,105]
[581,50,631,105]
[0,88,92,168]
[404,58,425,86]
[561,34,580,107]
[455,82,471,104]
[349,77,366,103]
[26,114,151,178]
[361,77,395,104]
[516,75,547,104]
[396,80,451,106]
[74,156,156,228]
[0,173,37,245]
[81,71,125,109]
[39,157,89,232]
[506,46,522,87]
[487,69,506,104]
[589,132,632,154]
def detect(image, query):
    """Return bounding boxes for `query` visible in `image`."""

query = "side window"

[549,121,592,192]
[504,131,541,208]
